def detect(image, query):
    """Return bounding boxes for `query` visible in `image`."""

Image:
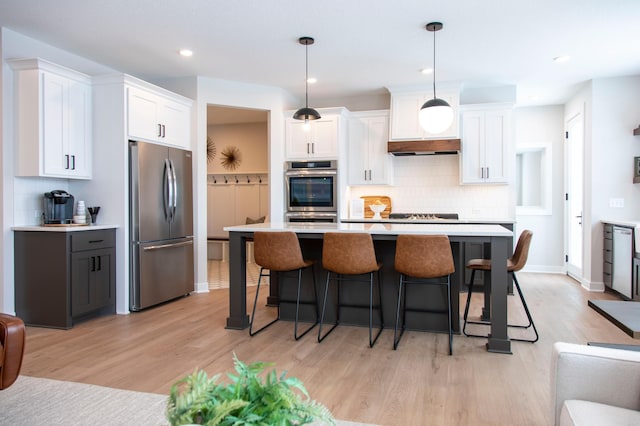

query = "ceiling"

[2,0,640,107]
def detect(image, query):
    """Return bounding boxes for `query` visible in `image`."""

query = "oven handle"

[285,169,337,177]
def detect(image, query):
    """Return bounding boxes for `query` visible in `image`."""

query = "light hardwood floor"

[20,273,636,425]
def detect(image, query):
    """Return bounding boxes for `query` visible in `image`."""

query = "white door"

[565,112,584,280]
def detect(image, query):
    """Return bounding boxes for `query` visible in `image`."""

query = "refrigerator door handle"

[142,240,194,251]
[164,159,173,222]
[170,159,178,218]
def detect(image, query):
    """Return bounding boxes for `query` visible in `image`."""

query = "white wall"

[564,75,640,290]
[207,122,268,174]
[588,76,640,289]
[513,105,565,273]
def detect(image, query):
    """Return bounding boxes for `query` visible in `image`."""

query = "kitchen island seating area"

[318,232,384,348]
[249,231,318,340]
[393,234,455,354]
[224,222,514,354]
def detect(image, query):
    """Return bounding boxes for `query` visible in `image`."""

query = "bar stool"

[249,231,318,340]
[393,234,455,354]
[462,229,538,343]
[318,232,384,348]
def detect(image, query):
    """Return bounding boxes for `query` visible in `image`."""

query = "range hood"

[387,139,461,156]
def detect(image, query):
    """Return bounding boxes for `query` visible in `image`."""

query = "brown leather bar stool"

[318,232,384,347]
[462,229,538,343]
[1,313,25,390]
[249,231,318,340]
[393,234,455,354]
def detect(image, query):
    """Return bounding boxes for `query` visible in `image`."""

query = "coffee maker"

[43,190,74,224]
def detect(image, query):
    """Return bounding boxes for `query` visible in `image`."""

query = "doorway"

[206,105,269,289]
[565,110,584,281]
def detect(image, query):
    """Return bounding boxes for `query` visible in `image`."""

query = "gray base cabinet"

[15,229,116,328]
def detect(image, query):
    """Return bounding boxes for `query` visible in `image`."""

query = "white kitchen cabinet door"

[389,90,459,141]
[348,112,392,185]
[65,79,91,178]
[127,87,191,149]
[460,107,510,184]
[127,87,161,142]
[285,116,338,159]
[10,58,92,179]
[160,99,191,148]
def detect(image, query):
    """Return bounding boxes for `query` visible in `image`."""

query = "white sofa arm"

[551,342,640,425]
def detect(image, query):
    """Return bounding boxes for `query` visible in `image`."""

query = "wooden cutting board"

[360,196,392,219]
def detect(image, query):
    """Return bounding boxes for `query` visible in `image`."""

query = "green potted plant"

[166,353,335,426]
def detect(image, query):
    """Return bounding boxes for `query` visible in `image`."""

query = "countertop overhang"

[224,222,513,237]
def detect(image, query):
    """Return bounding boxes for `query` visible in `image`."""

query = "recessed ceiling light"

[553,55,570,63]
[421,68,434,74]
[179,49,193,57]
[307,77,317,84]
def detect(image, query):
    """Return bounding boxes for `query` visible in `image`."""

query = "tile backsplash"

[347,155,512,219]
[13,177,70,226]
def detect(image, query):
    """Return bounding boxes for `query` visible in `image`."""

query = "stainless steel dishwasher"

[612,226,633,298]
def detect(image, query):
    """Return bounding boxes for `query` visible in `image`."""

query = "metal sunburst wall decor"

[207,136,216,163]
[220,145,241,170]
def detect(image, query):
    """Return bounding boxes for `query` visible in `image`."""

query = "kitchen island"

[224,222,514,354]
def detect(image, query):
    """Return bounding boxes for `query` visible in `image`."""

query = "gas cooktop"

[388,213,459,220]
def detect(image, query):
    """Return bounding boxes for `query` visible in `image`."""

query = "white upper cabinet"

[9,58,92,179]
[285,115,339,159]
[460,105,512,184]
[388,88,460,141]
[348,111,392,185]
[127,86,191,149]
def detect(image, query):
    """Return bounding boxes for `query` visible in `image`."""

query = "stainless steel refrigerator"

[129,140,194,311]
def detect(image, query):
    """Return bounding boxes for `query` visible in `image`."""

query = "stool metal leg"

[318,272,339,343]
[446,276,453,355]
[249,267,279,336]
[294,265,319,341]
[393,274,406,350]
[510,273,539,343]
[462,269,490,338]
[368,271,384,348]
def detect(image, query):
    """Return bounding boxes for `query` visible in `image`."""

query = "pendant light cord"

[432,26,437,100]
[305,42,309,109]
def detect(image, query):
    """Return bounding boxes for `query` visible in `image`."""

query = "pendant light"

[418,22,453,134]
[293,36,321,122]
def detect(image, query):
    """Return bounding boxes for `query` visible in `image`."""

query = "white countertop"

[224,222,513,237]
[341,217,516,224]
[12,224,119,232]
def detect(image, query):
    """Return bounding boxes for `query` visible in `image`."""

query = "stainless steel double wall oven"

[285,160,338,222]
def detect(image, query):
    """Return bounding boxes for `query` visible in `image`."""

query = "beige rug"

[0,376,374,426]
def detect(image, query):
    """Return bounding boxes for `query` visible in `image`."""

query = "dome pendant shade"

[293,107,321,121]
[419,21,453,134]
[293,36,321,121]
[419,98,453,134]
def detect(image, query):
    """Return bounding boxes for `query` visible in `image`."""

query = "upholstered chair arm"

[0,313,26,390]
[551,342,640,425]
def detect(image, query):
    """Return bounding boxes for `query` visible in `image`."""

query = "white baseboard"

[194,281,210,293]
